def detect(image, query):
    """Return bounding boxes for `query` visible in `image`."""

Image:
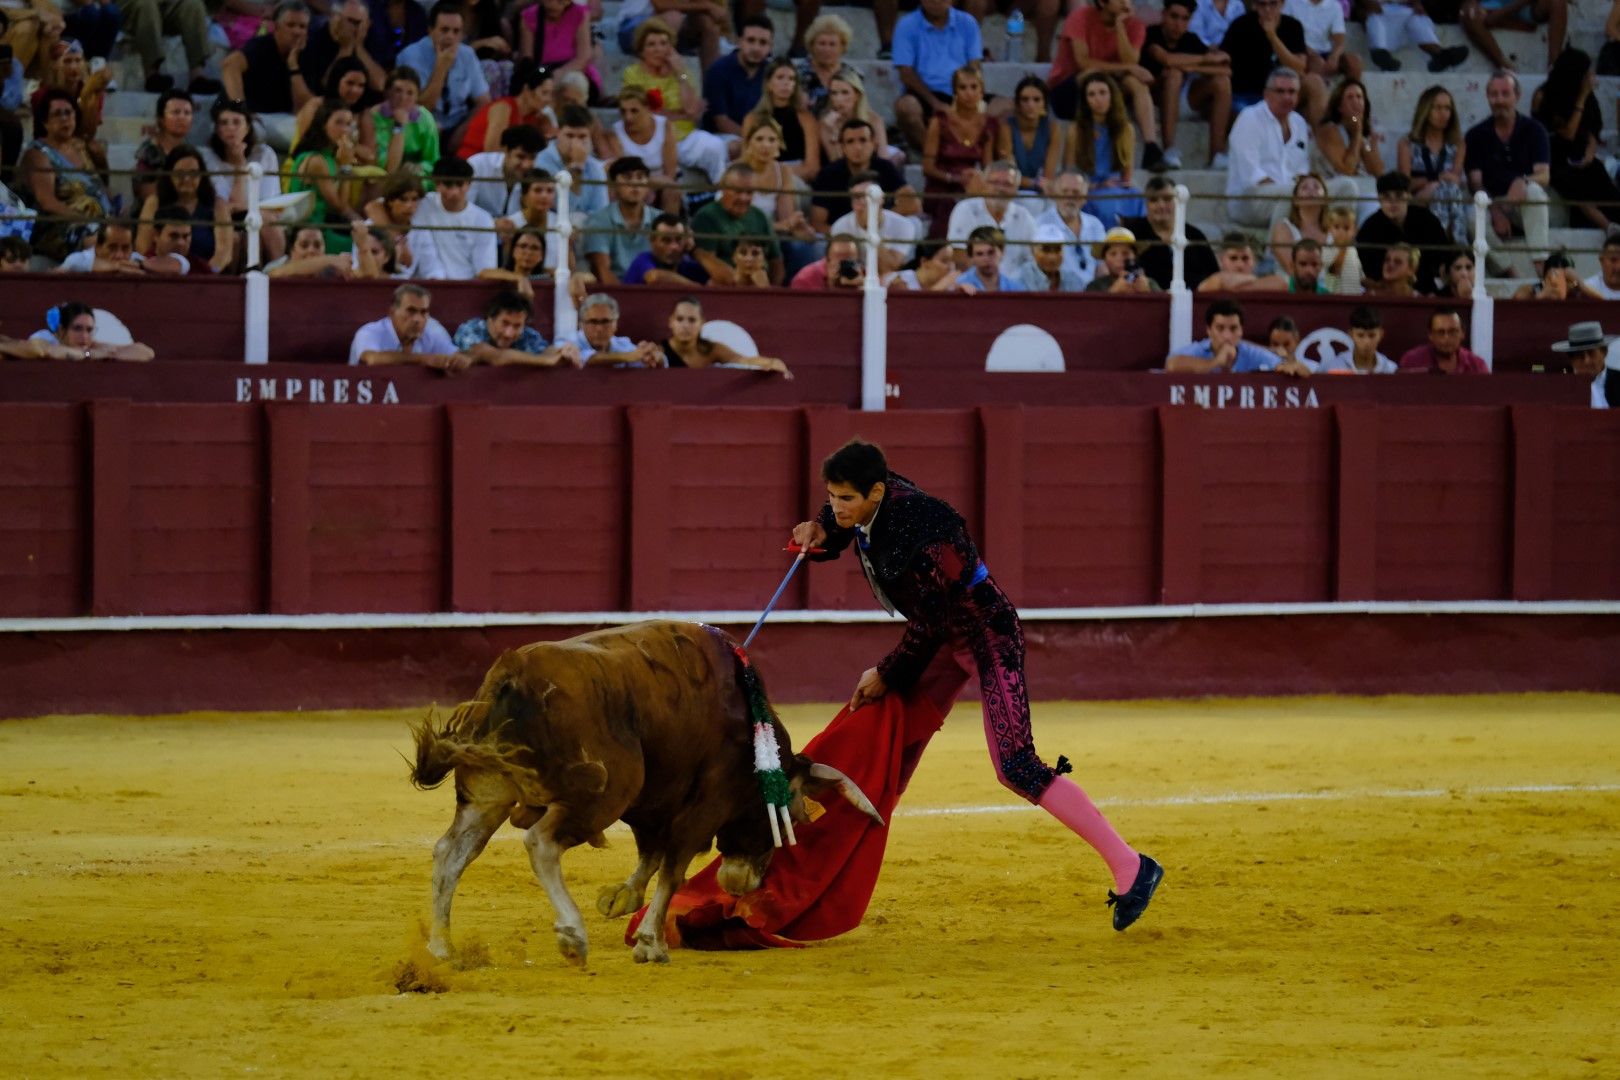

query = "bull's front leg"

[522,807,590,967]
[597,847,657,919]
[632,853,696,965]
[429,799,510,961]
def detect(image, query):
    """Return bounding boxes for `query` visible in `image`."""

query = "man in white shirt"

[946,160,1038,276]
[409,156,498,280]
[1226,67,1356,227]
[58,223,145,273]
[830,175,923,275]
[1283,0,1360,81]
[349,283,463,368]
[1584,236,1620,300]
[467,125,543,218]
[1033,170,1107,286]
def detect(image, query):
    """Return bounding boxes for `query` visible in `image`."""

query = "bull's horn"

[808,763,885,827]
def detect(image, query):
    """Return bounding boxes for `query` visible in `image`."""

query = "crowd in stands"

[2,0,1620,389]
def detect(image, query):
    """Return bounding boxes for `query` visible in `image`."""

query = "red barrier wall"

[3,274,246,363]
[3,402,1617,622]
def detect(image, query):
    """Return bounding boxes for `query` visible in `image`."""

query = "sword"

[742,543,822,650]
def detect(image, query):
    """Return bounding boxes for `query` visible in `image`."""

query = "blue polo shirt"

[702,52,767,131]
[961,266,1024,292]
[1168,337,1280,372]
[892,7,983,97]
[536,146,609,216]
[397,38,489,130]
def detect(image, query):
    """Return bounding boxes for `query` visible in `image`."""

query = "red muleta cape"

[625,690,944,950]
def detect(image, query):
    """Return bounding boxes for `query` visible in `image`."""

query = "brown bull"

[409,620,883,965]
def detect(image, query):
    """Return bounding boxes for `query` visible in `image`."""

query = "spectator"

[293,57,381,165]
[1313,77,1384,221]
[946,159,1037,275]
[661,295,790,375]
[729,236,772,287]
[623,211,708,284]
[1038,169,1109,287]
[1366,241,1419,296]
[27,300,154,360]
[1144,0,1233,169]
[203,98,285,264]
[1464,71,1549,261]
[119,0,212,93]
[452,289,580,367]
[1198,231,1289,291]
[62,0,120,64]
[360,0,427,71]
[606,86,729,211]
[968,0,1060,64]
[1397,85,1469,245]
[1006,77,1061,192]
[300,0,387,97]
[959,224,1023,292]
[1531,48,1620,234]
[350,282,463,367]
[364,170,423,235]
[1366,0,1466,72]
[616,0,729,73]
[136,145,228,267]
[146,201,235,274]
[747,60,821,182]
[1019,221,1087,291]
[1122,174,1218,289]
[370,66,441,174]
[1548,321,1619,408]
[57,220,142,272]
[480,221,574,297]
[1085,224,1158,292]
[583,155,654,283]
[1,30,22,173]
[221,1,314,150]
[1356,170,1454,294]
[568,293,663,367]
[1067,73,1144,228]
[33,37,109,144]
[1454,0,1566,75]
[17,89,109,261]
[810,118,907,231]
[1266,315,1301,364]
[1269,171,1328,274]
[288,98,364,252]
[1168,299,1303,372]
[1510,251,1605,301]
[1317,304,1399,372]
[398,0,490,140]
[819,71,901,168]
[620,19,707,146]
[1288,237,1329,292]
[704,13,772,137]
[1437,248,1475,298]
[0,236,31,270]
[131,88,193,206]
[893,0,984,155]
[1220,0,1322,123]
[457,0,513,69]
[1285,0,1361,81]
[738,117,818,271]
[691,163,784,284]
[1322,202,1363,293]
[1048,0,1164,176]
[265,221,363,276]
[1226,67,1355,227]
[466,123,541,217]
[1606,0,1620,76]
[518,0,599,100]
[888,237,974,291]
[1585,235,1620,299]
[831,174,923,274]
[538,103,609,217]
[797,13,855,113]
[410,155,497,278]
[1399,309,1486,373]
[457,60,550,159]
[1190,0,1246,60]
[790,231,865,288]
[498,170,566,278]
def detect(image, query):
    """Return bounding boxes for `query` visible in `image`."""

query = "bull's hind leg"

[632,852,696,965]
[429,799,510,961]
[523,807,591,967]
[597,845,657,919]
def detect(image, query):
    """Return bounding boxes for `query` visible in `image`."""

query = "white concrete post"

[552,170,577,339]
[1471,189,1493,370]
[1168,183,1194,359]
[860,185,887,411]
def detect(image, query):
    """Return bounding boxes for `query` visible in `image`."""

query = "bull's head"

[715,755,885,897]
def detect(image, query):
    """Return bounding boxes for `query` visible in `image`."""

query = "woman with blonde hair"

[1397,84,1468,245]
[1067,73,1142,227]
[738,113,817,271]
[817,70,901,165]
[1268,172,1329,275]
[747,58,820,181]
[797,12,854,113]
[922,63,1008,237]
[621,18,705,140]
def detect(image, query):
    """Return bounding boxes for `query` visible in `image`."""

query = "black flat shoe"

[1106,854,1164,931]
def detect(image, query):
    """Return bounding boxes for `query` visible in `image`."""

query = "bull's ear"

[796,760,885,827]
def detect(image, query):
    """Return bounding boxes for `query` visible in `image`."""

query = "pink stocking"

[1038,777,1140,893]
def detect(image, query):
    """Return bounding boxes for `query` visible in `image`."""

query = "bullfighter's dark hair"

[821,439,888,496]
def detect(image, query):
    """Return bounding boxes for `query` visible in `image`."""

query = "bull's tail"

[407,700,495,790]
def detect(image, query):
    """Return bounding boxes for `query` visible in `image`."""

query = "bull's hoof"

[631,936,670,965]
[596,883,644,919]
[426,936,453,962]
[555,925,589,967]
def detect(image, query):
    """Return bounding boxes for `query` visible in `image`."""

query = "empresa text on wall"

[236,377,400,404]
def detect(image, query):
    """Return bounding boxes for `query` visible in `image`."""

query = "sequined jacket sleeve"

[809,500,856,561]
[876,538,974,693]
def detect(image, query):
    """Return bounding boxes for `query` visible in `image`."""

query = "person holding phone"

[790,232,868,289]
[1084,226,1159,292]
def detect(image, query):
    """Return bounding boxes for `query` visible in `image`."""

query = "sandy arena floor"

[2,693,1617,1078]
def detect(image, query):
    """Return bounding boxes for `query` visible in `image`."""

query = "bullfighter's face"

[826,480,884,531]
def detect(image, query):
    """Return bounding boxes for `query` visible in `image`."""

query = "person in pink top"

[1048,0,1165,171]
[1399,309,1489,373]
[520,0,601,98]
[790,233,866,289]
